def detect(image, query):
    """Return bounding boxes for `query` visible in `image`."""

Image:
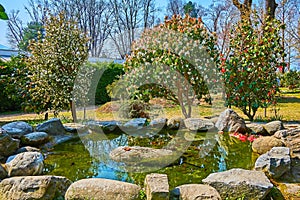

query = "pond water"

[43,129,257,189]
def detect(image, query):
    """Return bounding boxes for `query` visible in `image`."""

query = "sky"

[0,0,214,48]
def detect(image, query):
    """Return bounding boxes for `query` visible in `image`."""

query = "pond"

[43,129,257,189]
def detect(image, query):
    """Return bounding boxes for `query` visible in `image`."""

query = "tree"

[222,16,284,121]
[232,0,252,21]
[18,22,44,51]
[0,4,8,20]
[26,12,89,121]
[116,15,221,119]
[183,1,198,18]
[166,0,184,17]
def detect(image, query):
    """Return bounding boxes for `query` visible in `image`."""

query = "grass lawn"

[0,87,300,124]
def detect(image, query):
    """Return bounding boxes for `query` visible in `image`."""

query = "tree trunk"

[232,0,252,21]
[70,101,77,123]
[265,0,278,19]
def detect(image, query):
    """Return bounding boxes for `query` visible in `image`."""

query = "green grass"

[1,88,300,124]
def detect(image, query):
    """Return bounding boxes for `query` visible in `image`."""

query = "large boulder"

[2,121,33,138]
[0,175,72,200]
[0,134,19,157]
[184,118,215,132]
[255,147,291,179]
[110,146,176,171]
[263,121,284,135]
[21,132,49,147]
[5,152,44,177]
[36,118,66,135]
[144,173,169,200]
[170,184,221,200]
[252,136,285,154]
[247,123,268,135]
[277,128,300,158]
[202,168,273,200]
[215,109,248,133]
[65,178,141,200]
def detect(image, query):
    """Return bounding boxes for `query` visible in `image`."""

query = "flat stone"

[36,118,66,135]
[247,123,268,135]
[145,173,169,200]
[0,175,72,200]
[202,168,273,200]
[170,184,221,200]
[184,118,215,132]
[252,136,284,154]
[5,152,44,177]
[65,178,141,200]
[263,121,285,135]
[2,121,33,138]
[21,132,49,147]
[255,147,291,178]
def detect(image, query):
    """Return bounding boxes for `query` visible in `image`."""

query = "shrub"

[118,100,150,119]
[280,70,300,89]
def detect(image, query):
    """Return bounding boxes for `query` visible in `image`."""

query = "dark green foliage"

[280,70,300,89]
[19,22,44,51]
[92,62,124,105]
[0,56,27,112]
[0,4,8,20]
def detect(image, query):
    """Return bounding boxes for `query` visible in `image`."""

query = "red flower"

[221,67,226,73]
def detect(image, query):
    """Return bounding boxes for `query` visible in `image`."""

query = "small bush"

[118,100,150,119]
[280,70,300,89]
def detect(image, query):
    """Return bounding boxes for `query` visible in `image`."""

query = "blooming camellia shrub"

[114,15,222,119]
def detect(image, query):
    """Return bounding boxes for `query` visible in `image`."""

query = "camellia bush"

[26,12,88,121]
[114,15,222,119]
[222,15,285,121]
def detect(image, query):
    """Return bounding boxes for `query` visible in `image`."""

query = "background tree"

[26,12,88,121]
[223,15,284,121]
[18,21,44,51]
[166,0,184,17]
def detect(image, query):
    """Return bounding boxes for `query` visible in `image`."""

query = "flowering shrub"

[116,15,222,118]
[222,15,285,121]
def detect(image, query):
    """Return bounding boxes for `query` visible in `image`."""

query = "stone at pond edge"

[65,178,141,200]
[255,147,291,179]
[278,128,300,158]
[215,109,248,133]
[5,152,44,177]
[184,118,215,132]
[145,173,169,200]
[15,146,40,154]
[0,164,7,180]
[21,132,49,147]
[2,121,33,138]
[167,117,184,130]
[252,136,285,155]
[36,118,66,135]
[0,175,72,200]
[263,120,285,135]
[202,168,273,200]
[247,123,268,135]
[149,118,167,128]
[0,133,19,157]
[277,183,300,199]
[170,184,221,200]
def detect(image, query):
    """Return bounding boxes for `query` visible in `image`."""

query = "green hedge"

[0,57,26,112]
[87,62,124,105]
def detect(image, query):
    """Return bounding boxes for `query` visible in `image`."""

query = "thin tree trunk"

[71,101,77,122]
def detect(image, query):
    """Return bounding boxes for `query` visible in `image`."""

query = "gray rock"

[0,133,19,157]
[0,164,7,180]
[0,128,7,135]
[215,109,248,133]
[202,168,273,200]
[15,146,40,154]
[263,121,285,135]
[255,147,291,178]
[170,184,221,200]
[279,128,300,158]
[277,183,300,199]
[252,136,285,154]
[2,121,33,138]
[0,175,72,200]
[65,178,141,200]
[184,118,215,132]
[145,173,169,200]
[5,152,44,177]
[149,118,167,128]
[21,132,49,147]
[85,120,121,132]
[110,146,176,171]
[167,117,184,130]
[247,123,268,135]
[123,118,147,129]
[273,129,289,139]
[36,118,66,135]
